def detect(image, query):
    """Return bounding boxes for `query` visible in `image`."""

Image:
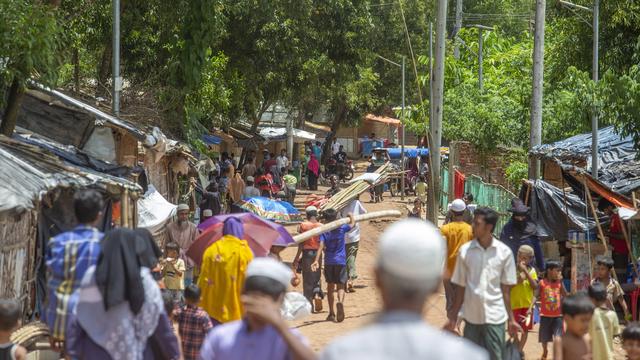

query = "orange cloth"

[298,221,322,250]
[440,221,473,277]
[198,235,254,323]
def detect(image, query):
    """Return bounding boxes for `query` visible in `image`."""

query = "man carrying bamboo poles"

[341,197,367,293]
[293,206,325,313]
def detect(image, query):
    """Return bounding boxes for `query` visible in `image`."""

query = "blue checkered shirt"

[44,225,102,340]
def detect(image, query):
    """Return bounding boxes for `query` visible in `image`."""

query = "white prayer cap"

[177,204,190,212]
[246,257,293,288]
[246,176,255,182]
[377,219,445,288]
[202,209,213,217]
[305,206,318,215]
[450,199,467,212]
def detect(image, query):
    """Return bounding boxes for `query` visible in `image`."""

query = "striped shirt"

[44,225,102,340]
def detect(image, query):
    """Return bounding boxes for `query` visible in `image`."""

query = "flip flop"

[336,302,345,322]
[314,298,323,312]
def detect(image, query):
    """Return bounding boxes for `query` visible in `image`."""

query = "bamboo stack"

[320,162,392,212]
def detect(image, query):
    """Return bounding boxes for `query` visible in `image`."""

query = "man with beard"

[166,204,199,286]
[500,198,545,271]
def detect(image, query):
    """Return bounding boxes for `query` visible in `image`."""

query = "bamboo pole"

[584,178,607,252]
[620,219,638,277]
[292,209,402,244]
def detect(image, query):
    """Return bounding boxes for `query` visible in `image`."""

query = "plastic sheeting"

[137,186,177,229]
[387,147,430,159]
[532,126,640,195]
[519,180,595,240]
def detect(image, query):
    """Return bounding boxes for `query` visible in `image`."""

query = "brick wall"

[450,141,513,188]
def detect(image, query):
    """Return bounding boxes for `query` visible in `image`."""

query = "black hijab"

[95,228,161,314]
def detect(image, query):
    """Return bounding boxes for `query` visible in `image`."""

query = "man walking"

[276,149,289,172]
[166,204,199,286]
[321,219,487,359]
[45,189,104,350]
[500,198,544,270]
[440,199,473,312]
[341,197,366,292]
[446,207,520,360]
[293,206,324,312]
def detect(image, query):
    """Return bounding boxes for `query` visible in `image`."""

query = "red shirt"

[609,213,628,255]
[539,279,563,317]
[298,221,322,250]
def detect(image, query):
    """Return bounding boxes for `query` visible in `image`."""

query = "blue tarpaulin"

[387,147,429,159]
[202,134,222,145]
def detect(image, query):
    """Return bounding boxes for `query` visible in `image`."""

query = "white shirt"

[451,237,517,325]
[276,155,289,170]
[321,311,488,360]
[332,142,341,155]
[341,200,366,244]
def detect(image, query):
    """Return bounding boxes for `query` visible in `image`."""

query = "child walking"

[0,300,26,360]
[588,283,620,360]
[623,322,640,360]
[175,284,213,360]
[162,242,186,307]
[591,257,630,319]
[553,293,595,360]
[510,245,538,354]
[539,260,567,360]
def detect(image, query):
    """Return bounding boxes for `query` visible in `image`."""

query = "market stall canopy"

[0,136,141,215]
[531,126,640,195]
[259,127,316,142]
[364,114,400,126]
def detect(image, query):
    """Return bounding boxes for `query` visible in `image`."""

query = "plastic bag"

[281,292,311,321]
[503,339,522,360]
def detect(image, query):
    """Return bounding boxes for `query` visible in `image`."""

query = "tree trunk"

[321,102,347,165]
[73,47,80,93]
[96,41,112,98]
[0,79,25,137]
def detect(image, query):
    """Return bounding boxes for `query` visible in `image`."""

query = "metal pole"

[478,29,483,91]
[591,0,599,178]
[429,22,433,123]
[430,0,448,223]
[401,56,406,201]
[453,0,463,59]
[112,0,121,116]
[529,0,545,180]
[287,116,294,163]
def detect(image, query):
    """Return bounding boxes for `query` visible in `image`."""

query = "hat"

[177,204,190,212]
[305,206,318,215]
[509,198,529,214]
[202,209,213,217]
[246,176,255,182]
[377,219,445,288]
[246,257,293,288]
[450,199,467,212]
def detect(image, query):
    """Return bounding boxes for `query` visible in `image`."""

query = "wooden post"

[620,219,638,278]
[523,180,532,206]
[584,178,607,252]
[122,189,130,228]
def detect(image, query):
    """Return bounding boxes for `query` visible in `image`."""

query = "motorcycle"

[323,158,355,181]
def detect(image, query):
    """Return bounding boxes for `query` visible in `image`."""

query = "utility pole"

[453,0,463,59]
[429,0,448,223]
[591,0,599,178]
[478,29,483,91]
[286,116,294,162]
[529,0,545,180]
[429,22,433,122]
[401,56,406,201]
[112,0,121,116]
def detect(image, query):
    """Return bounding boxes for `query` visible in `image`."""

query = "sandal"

[336,302,345,322]
[314,298,323,312]
[326,313,336,322]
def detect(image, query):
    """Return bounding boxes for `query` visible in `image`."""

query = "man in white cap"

[199,258,315,360]
[243,176,261,199]
[293,206,324,312]
[321,219,488,360]
[440,198,473,312]
[166,203,198,286]
[201,209,213,223]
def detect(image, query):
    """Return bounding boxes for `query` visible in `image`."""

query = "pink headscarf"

[308,154,320,176]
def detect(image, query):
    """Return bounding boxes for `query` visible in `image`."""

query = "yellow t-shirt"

[162,258,186,290]
[415,182,427,197]
[511,267,538,309]
[440,221,473,277]
[589,307,620,360]
[198,235,254,323]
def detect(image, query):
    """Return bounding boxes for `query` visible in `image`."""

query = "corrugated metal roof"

[0,136,141,215]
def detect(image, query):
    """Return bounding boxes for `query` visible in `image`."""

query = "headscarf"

[223,217,244,239]
[95,228,161,314]
[228,166,245,202]
[308,154,320,176]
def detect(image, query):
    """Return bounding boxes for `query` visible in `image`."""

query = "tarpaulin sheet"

[137,186,177,229]
[387,148,429,159]
[519,180,595,239]
[532,126,640,195]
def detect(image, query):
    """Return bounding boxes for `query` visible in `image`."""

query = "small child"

[588,283,620,360]
[175,284,213,360]
[162,242,186,307]
[408,198,423,219]
[510,245,539,354]
[622,322,640,360]
[0,300,26,360]
[553,293,595,360]
[591,257,630,319]
[414,175,427,205]
[539,260,567,360]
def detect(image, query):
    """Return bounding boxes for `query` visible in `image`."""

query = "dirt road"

[282,188,626,359]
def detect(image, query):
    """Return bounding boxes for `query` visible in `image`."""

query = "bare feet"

[326,313,336,322]
[336,302,345,322]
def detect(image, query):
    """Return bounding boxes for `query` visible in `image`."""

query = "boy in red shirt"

[539,260,567,360]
